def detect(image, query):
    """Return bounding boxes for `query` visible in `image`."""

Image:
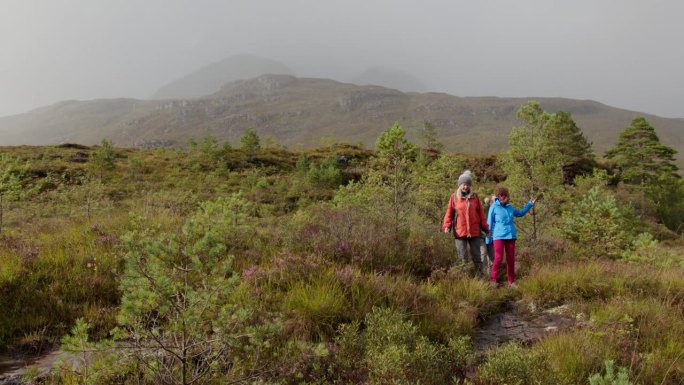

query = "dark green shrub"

[561,186,635,258]
[478,342,556,385]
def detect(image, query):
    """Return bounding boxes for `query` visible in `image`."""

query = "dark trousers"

[480,240,495,275]
[455,237,483,276]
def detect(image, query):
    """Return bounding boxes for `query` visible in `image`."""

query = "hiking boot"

[508,282,518,289]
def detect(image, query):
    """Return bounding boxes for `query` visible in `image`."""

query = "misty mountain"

[1,74,682,168]
[151,54,294,100]
[349,67,428,92]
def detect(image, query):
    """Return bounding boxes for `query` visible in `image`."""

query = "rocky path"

[0,300,577,384]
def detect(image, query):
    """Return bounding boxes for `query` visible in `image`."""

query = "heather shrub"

[248,252,331,291]
[364,307,471,385]
[272,340,339,384]
[477,342,557,385]
[285,201,400,269]
[404,217,456,276]
[333,266,387,320]
[515,236,571,277]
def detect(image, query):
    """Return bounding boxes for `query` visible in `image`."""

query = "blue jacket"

[487,198,534,241]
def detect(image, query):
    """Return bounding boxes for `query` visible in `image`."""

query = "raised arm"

[513,201,535,217]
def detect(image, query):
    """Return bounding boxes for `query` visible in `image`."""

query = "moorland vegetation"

[0,101,682,384]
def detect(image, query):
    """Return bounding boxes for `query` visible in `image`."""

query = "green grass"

[283,273,349,339]
[0,143,682,384]
[519,260,684,307]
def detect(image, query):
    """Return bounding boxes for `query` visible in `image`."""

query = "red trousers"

[492,239,516,284]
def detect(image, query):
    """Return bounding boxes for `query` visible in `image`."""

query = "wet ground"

[474,300,577,352]
[0,350,77,384]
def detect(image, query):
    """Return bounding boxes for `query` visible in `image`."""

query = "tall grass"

[0,219,121,348]
[519,260,684,307]
[283,273,348,340]
[533,330,621,385]
[589,298,684,384]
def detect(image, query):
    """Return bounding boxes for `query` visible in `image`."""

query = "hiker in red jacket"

[441,170,490,276]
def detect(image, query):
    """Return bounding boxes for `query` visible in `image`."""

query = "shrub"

[561,186,635,258]
[477,342,556,385]
[621,232,684,267]
[285,201,398,268]
[589,360,634,385]
[364,307,469,385]
[306,156,345,188]
[418,269,509,340]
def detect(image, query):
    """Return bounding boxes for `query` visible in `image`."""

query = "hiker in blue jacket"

[486,186,537,288]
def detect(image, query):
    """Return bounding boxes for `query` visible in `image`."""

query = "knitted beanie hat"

[457,170,473,186]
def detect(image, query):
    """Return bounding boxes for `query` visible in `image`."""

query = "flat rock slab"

[474,300,576,352]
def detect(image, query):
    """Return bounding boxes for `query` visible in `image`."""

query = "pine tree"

[240,127,261,153]
[295,153,311,176]
[605,117,678,186]
[90,138,116,182]
[200,135,220,162]
[501,102,564,240]
[117,198,244,385]
[606,117,681,231]
[419,121,444,153]
[374,123,417,236]
[546,111,595,183]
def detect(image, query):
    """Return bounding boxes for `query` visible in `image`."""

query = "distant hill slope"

[151,54,294,100]
[350,66,428,92]
[1,74,682,168]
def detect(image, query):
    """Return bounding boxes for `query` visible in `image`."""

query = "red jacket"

[442,192,489,238]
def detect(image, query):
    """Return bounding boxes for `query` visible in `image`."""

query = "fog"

[1,0,683,118]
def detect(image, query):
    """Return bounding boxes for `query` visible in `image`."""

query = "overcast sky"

[1,0,683,118]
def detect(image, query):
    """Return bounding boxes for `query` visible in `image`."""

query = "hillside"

[1,74,682,167]
[349,66,428,92]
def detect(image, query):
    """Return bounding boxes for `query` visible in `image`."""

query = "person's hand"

[530,196,537,204]
[443,228,450,233]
